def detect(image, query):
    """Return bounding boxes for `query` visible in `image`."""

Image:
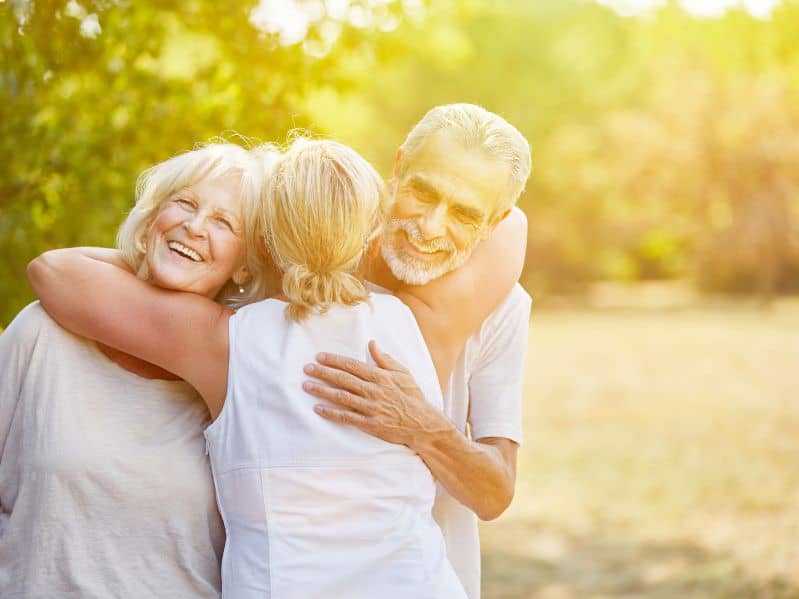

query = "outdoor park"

[3,0,798,597]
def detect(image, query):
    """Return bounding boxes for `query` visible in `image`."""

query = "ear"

[391,148,403,180]
[232,264,251,286]
[481,208,512,240]
[391,148,402,179]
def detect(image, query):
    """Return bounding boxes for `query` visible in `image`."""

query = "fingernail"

[304,364,315,374]
[303,381,315,391]
[317,353,327,362]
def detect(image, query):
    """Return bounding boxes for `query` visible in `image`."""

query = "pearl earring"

[238,285,245,294]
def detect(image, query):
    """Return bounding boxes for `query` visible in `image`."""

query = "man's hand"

[302,340,454,450]
[303,340,518,520]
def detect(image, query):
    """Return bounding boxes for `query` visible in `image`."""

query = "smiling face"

[142,175,249,298]
[381,129,512,285]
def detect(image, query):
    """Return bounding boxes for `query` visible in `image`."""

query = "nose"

[418,204,447,240]
[183,211,209,238]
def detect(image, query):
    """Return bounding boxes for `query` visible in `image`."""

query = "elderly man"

[303,103,532,598]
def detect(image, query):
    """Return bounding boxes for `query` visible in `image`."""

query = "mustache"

[389,219,455,253]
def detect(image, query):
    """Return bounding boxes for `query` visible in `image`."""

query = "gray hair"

[116,141,280,308]
[398,103,532,215]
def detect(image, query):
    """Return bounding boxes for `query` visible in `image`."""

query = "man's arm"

[303,342,518,520]
[305,284,531,520]
[26,248,231,416]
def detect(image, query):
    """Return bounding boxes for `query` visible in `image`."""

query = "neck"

[96,342,182,381]
[362,241,401,291]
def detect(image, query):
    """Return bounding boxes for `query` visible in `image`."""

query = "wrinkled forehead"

[399,130,512,213]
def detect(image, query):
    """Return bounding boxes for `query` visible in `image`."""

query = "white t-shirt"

[204,294,466,599]
[434,284,532,599]
[0,302,225,598]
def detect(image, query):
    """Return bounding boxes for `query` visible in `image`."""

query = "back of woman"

[206,293,463,599]
[204,138,465,599]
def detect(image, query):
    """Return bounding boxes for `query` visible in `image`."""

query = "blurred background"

[2,0,798,596]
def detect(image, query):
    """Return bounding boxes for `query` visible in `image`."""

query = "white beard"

[380,219,477,285]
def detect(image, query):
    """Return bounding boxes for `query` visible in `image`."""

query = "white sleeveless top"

[204,293,466,599]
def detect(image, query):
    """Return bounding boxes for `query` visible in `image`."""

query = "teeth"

[409,241,441,254]
[168,241,203,262]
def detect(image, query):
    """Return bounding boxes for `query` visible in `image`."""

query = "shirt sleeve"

[467,287,532,445]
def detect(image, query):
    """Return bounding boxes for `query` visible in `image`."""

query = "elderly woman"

[27,138,524,598]
[0,141,276,596]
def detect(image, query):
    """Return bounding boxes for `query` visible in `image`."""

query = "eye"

[173,196,196,208]
[215,215,235,231]
[453,211,482,229]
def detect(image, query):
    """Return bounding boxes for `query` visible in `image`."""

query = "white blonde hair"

[263,137,384,322]
[116,141,280,307]
[398,103,532,215]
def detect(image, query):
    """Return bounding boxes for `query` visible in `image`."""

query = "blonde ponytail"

[265,137,384,322]
[282,264,368,322]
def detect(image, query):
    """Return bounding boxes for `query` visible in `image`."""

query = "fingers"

[304,363,371,395]
[315,351,382,383]
[368,340,410,374]
[302,380,369,413]
[313,404,373,431]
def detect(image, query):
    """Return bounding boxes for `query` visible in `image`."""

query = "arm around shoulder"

[27,248,232,412]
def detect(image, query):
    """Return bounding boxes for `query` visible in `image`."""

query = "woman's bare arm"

[396,207,527,388]
[27,248,231,417]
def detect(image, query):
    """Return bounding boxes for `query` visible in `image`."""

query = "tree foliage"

[3,0,799,324]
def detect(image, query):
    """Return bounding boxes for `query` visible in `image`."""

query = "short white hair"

[398,103,532,215]
[116,140,280,308]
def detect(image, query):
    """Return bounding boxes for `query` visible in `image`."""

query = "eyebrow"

[409,174,486,222]
[408,175,441,201]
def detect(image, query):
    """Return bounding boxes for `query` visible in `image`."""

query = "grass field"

[481,300,799,599]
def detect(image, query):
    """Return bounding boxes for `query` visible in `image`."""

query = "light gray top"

[0,302,224,598]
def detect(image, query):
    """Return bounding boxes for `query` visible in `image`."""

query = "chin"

[381,242,459,285]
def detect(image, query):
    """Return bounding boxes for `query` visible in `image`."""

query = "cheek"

[214,234,246,266]
[449,226,478,252]
[391,193,424,219]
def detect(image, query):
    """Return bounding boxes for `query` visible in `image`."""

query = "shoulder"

[368,290,410,312]
[230,298,281,325]
[485,284,532,329]
[2,301,55,342]
[367,292,429,346]
[368,292,421,329]
[368,288,401,303]
[0,302,63,379]
[505,283,532,315]
[466,284,531,359]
